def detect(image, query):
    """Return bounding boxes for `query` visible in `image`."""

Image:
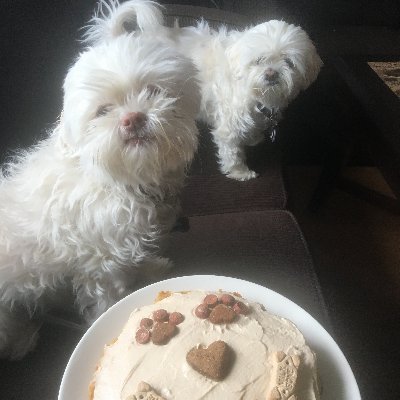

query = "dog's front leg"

[0,275,46,359]
[0,303,41,359]
[213,132,258,181]
[136,256,173,282]
[73,256,172,324]
[73,265,134,324]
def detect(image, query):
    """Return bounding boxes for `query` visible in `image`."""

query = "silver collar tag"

[256,103,279,142]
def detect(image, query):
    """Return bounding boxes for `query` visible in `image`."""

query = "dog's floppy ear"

[300,44,323,90]
[82,0,164,45]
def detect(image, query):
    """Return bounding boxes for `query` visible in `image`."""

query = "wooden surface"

[368,61,400,96]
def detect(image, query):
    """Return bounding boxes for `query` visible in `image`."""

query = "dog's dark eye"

[256,56,266,65]
[122,20,137,33]
[95,104,113,117]
[285,58,295,69]
[146,85,162,98]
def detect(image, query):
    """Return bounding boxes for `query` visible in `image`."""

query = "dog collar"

[256,103,279,142]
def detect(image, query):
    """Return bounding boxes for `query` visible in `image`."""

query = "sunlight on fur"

[0,0,323,360]
[0,0,199,359]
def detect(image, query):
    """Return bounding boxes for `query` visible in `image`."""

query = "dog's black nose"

[265,68,279,82]
[120,112,147,132]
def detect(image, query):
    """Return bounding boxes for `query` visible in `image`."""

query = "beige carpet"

[368,61,400,96]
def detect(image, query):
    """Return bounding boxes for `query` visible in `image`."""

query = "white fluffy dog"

[0,0,199,359]
[106,2,323,180]
[177,19,323,180]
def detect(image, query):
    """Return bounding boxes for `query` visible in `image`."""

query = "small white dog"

[105,2,323,180]
[0,0,199,359]
[177,19,323,180]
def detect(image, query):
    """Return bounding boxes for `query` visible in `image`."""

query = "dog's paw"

[227,168,258,181]
[138,257,173,282]
[171,216,190,233]
[82,298,121,325]
[0,307,41,360]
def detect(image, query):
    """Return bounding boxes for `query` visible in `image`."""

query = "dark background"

[1,0,398,166]
[159,0,400,29]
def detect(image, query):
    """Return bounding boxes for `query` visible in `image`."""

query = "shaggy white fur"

[104,1,323,180]
[176,19,323,180]
[0,0,199,359]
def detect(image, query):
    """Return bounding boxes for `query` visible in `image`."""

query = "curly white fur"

[83,0,164,43]
[100,2,323,180]
[0,0,199,359]
[177,19,323,180]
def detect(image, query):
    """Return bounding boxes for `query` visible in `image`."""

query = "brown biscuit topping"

[208,304,237,324]
[151,322,177,345]
[267,351,301,400]
[186,340,234,381]
[127,382,166,400]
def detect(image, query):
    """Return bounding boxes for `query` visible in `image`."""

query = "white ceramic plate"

[59,275,361,400]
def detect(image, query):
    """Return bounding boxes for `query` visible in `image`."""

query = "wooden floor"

[369,61,400,96]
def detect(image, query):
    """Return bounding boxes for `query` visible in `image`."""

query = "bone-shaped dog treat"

[267,351,301,400]
[127,381,166,400]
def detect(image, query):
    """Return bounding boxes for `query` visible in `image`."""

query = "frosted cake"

[90,290,320,400]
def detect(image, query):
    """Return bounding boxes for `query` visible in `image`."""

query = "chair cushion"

[164,4,250,29]
[181,126,287,215]
[166,209,329,326]
[0,322,83,400]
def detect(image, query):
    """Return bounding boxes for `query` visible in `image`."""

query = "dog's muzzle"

[119,112,149,146]
[264,68,279,86]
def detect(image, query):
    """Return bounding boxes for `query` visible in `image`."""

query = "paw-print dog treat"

[194,303,210,319]
[153,309,169,322]
[151,322,177,345]
[232,301,249,315]
[135,309,184,346]
[203,294,219,307]
[168,312,184,325]
[91,291,319,400]
[135,328,151,344]
[194,294,250,324]
[208,304,237,324]
[220,293,235,306]
[140,318,154,330]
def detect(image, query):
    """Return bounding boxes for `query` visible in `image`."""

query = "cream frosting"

[91,291,320,400]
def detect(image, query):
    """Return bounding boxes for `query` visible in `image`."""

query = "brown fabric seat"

[0,323,83,399]
[181,126,287,216]
[166,210,328,324]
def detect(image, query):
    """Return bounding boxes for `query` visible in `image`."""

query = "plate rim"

[58,274,361,400]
